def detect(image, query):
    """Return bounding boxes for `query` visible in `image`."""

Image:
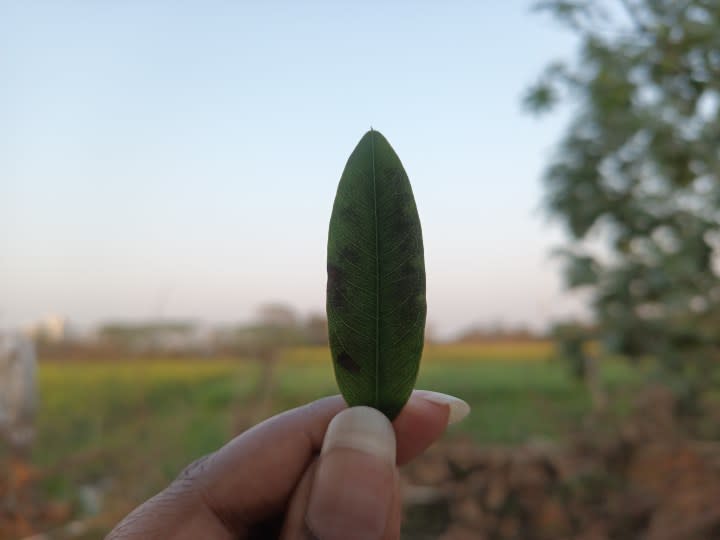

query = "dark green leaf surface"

[327,129,426,419]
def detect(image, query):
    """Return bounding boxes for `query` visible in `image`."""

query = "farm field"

[7,343,645,538]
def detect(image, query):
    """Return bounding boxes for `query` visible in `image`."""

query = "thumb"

[304,407,400,540]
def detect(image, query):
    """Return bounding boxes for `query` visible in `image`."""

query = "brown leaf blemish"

[327,263,345,310]
[336,350,361,373]
[341,247,361,265]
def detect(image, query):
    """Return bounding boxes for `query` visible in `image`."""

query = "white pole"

[0,333,37,455]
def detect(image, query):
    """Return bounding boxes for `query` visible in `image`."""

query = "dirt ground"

[401,387,720,540]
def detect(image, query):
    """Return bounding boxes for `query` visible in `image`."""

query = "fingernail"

[415,391,471,424]
[322,406,396,464]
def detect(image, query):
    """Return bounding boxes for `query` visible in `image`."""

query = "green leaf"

[326,129,426,420]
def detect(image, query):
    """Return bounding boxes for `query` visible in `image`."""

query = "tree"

[229,303,306,428]
[304,313,329,346]
[552,322,608,410]
[526,1,720,398]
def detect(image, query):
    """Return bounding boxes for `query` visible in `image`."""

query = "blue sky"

[1,1,586,337]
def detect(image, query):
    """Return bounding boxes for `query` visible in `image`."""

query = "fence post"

[0,333,37,455]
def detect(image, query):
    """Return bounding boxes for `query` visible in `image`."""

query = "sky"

[1,1,588,338]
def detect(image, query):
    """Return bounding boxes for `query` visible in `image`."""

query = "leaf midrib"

[371,129,380,409]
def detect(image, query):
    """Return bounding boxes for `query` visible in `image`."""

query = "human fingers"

[108,391,468,539]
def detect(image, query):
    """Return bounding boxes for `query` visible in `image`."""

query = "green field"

[23,345,644,535]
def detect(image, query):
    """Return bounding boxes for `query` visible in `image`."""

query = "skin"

[107,392,450,540]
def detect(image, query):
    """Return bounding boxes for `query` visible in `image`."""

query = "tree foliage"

[527,0,720,383]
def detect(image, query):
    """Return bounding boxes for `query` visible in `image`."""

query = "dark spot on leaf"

[340,205,361,226]
[401,260,416,278]
[337,350,361,373]
[383,167,405,185]
[327,263,345,310]
[394,222,411,239]
[327,263,340,281]
[341,247,361,265]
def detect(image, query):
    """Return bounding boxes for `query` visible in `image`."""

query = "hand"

[107,390,469,540]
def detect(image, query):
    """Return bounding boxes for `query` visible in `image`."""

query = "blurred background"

[3,1,720,539]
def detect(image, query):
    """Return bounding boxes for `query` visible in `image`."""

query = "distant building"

[25,314,72,343]
[97,320,207,354]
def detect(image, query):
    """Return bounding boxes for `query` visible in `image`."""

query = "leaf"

[326,129,426,419]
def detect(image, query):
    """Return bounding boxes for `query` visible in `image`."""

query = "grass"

[33,361,247,515]
[12,344,645,535]
[269,357,640,442]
